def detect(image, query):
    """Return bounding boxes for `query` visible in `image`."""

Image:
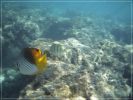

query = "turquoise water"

[1,0,132,99]
[3,1,131,22]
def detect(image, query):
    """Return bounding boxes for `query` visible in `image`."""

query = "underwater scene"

[0,0,133,100]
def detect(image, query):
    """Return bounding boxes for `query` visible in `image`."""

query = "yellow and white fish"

[16,48,47,75]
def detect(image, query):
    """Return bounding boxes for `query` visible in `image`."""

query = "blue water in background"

[1,0,132,67]
[2,0,131,24]
[1,0,133,99]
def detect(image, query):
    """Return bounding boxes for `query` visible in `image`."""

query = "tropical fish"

[50,41,64,58]
[16,47,47,75]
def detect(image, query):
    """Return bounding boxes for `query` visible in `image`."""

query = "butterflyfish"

[16,47,47,75]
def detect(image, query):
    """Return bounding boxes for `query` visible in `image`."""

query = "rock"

[111,25,132,44]
[0,74,5,84]
[2,68,35,98]
[53,84,71,97]
[125,44,133,53]
[17,37,132,99]
[90,95,99,100]
[2,5,132,99]
[70,96,86,100]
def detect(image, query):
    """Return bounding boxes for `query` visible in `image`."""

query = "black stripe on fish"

[22,48,35,64]
[22,57,34,72]
[18,57,37,75]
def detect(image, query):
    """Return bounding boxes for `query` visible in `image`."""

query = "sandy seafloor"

[0,0,133,100]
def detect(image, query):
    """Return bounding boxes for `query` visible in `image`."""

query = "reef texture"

[17,38,132,100]
[1,4,132,100]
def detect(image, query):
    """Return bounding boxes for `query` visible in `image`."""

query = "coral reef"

[17,38,132,100]
[1,68,36,98]
[110,25,132,44]
[2,3,132,100]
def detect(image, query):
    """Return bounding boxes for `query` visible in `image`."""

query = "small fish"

[50,42,64,58]
[16,48,47,75]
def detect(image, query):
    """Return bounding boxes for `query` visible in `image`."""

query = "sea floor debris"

[16,38,132,100]
[1,4,132,100]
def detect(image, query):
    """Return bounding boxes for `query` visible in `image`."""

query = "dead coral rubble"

[18,38,132,100]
